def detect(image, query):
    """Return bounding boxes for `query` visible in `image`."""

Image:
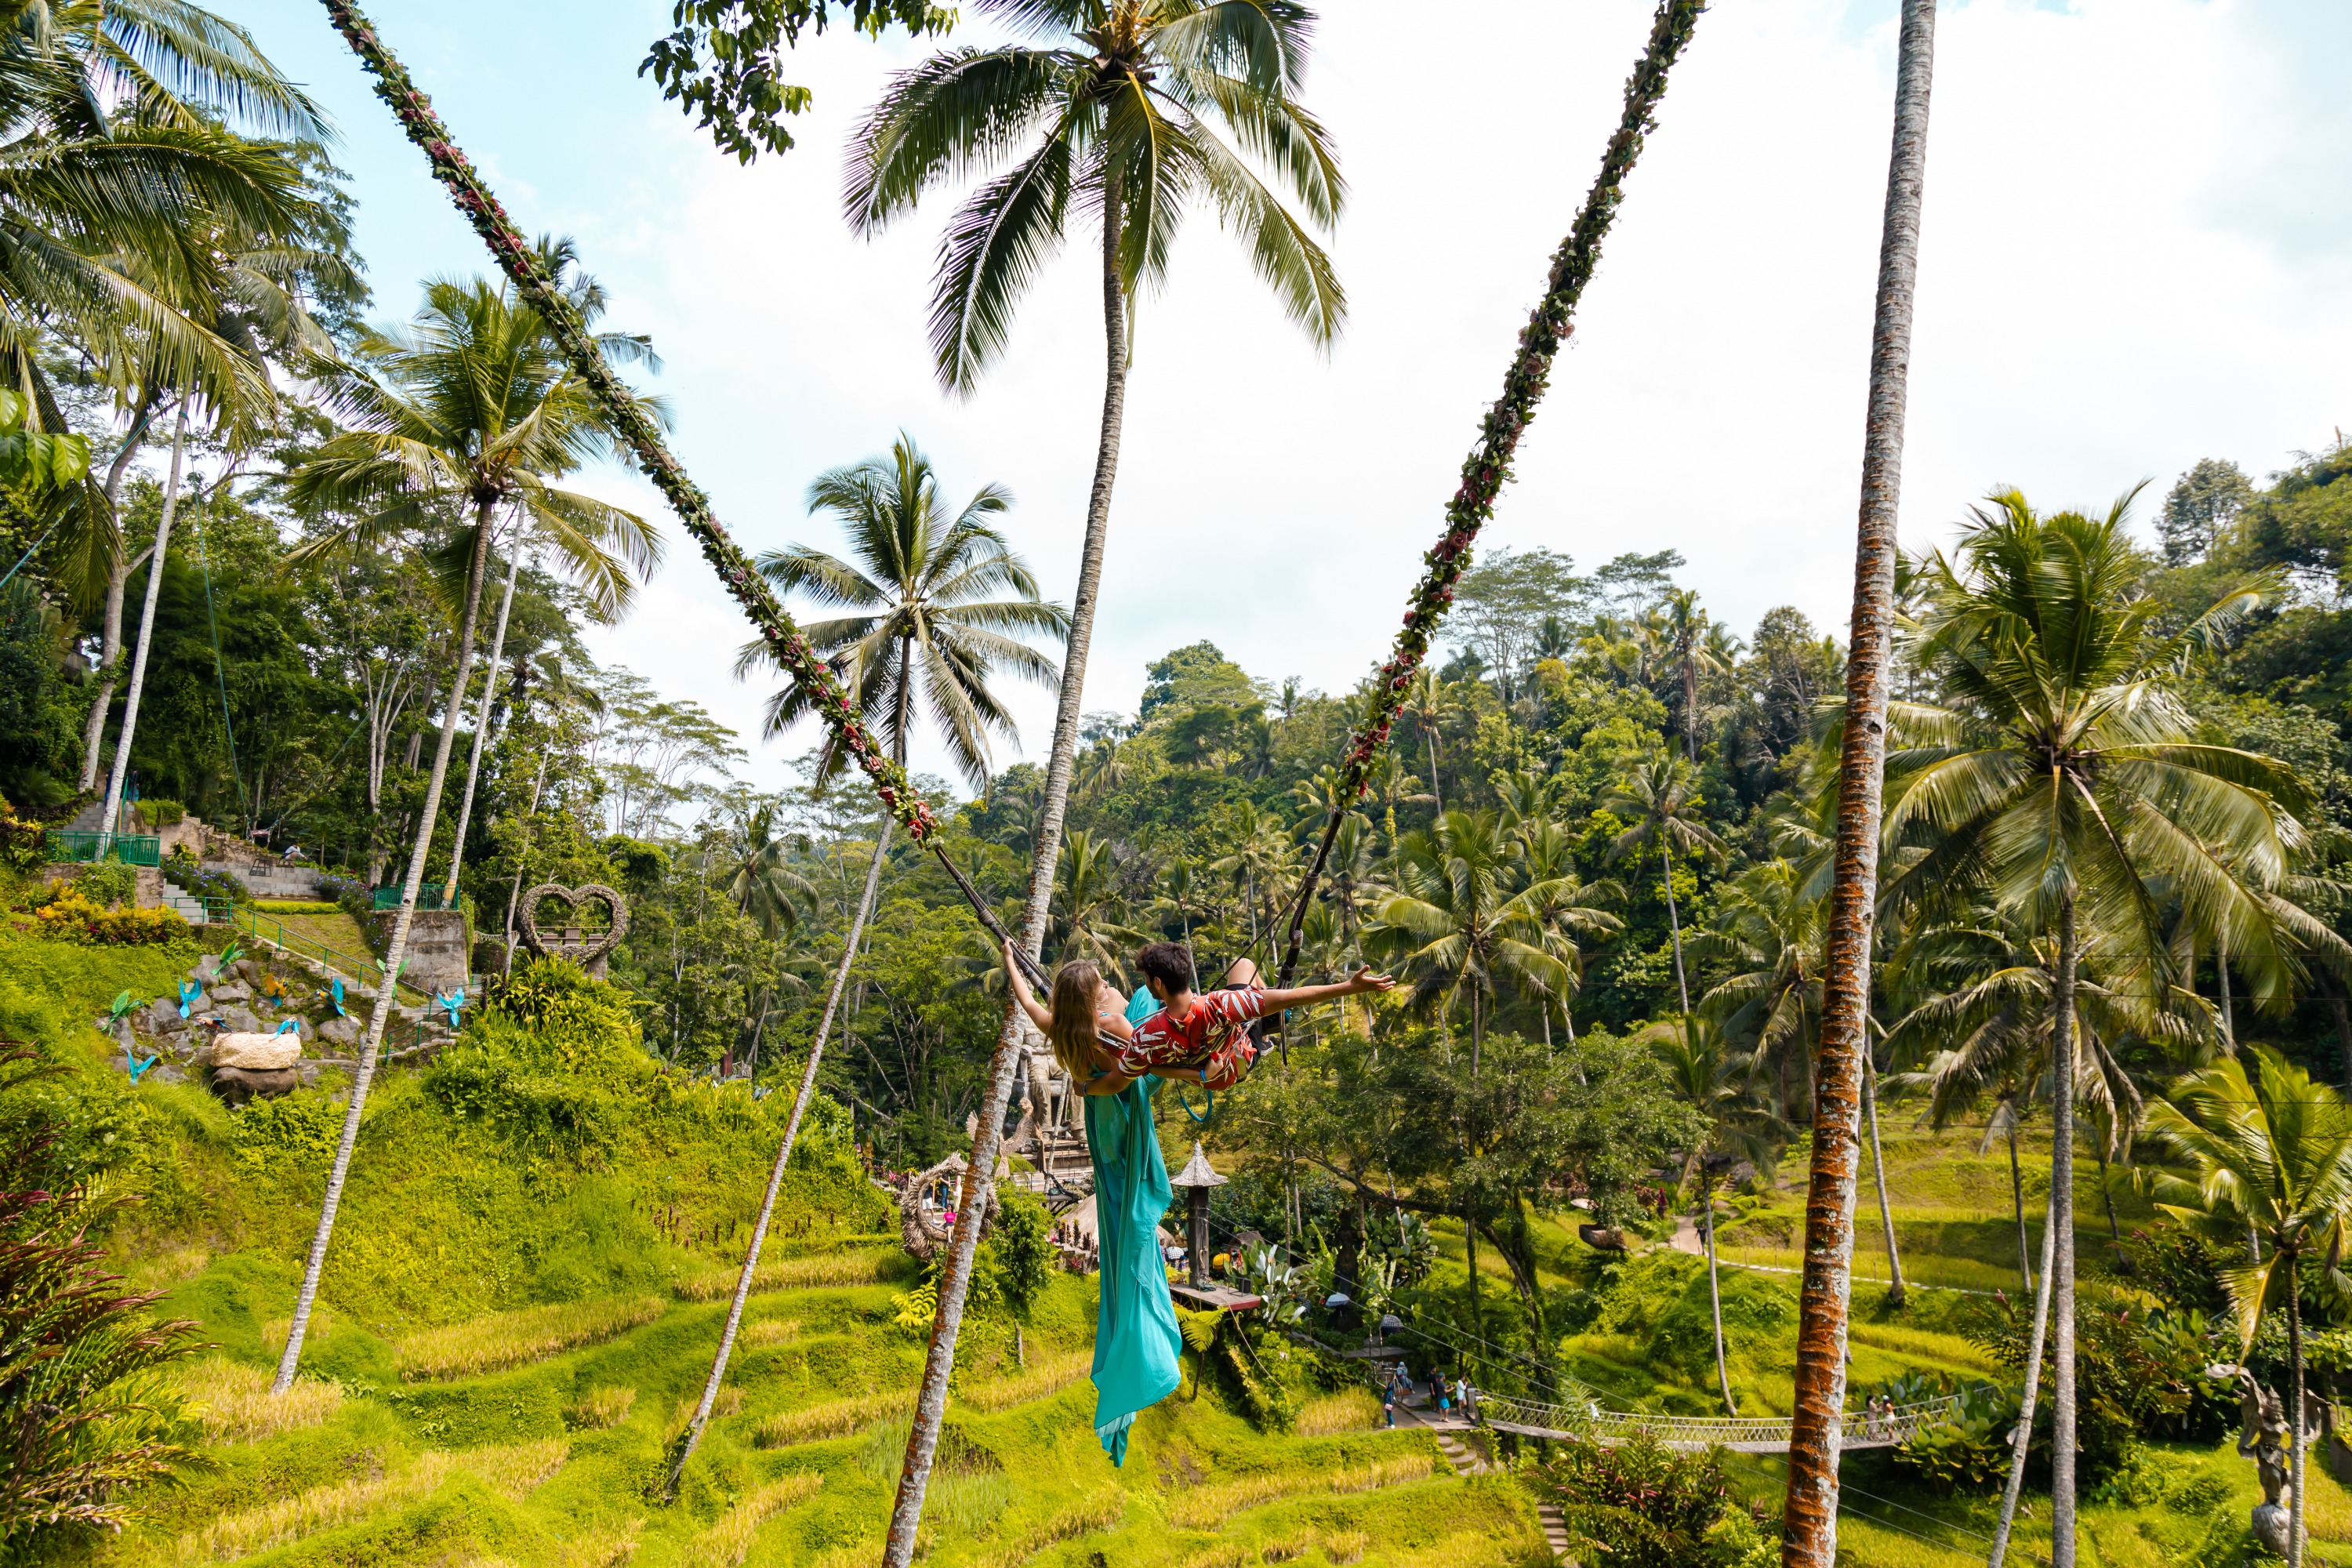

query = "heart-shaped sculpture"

[517,883,630,977]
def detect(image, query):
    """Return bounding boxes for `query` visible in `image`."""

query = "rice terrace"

[0,2,2347,1566]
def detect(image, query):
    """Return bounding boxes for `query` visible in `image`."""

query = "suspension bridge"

[1466,1388,1967,1454]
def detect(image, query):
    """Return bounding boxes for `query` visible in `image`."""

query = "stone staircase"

[162,887,212,925]
[1031,1123,1093,1188]
[1403,1405,1574,1563]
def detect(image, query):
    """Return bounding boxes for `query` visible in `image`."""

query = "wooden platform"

[1169,1282,1263,1312]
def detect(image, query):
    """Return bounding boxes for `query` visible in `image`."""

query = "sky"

[230,0,2352,804]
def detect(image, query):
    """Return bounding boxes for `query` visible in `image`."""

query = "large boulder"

[209,980,253,1005]
[212,1006,260,1035]
[142,1000,189,1036]
[316,1016,361,1049]
[190,954,225,984]
[210,1065,296,1106]
[212,1033,301,1071]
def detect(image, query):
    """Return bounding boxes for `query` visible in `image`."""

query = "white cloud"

[241,0,2352,798]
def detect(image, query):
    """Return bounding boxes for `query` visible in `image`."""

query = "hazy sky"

[233,0,2352,801]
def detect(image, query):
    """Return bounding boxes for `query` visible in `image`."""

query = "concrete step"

[1537,1500,1575,1564]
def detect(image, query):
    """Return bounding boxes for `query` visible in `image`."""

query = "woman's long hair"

[1045,960,1106,1082]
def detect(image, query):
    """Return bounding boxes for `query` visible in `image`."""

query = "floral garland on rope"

[1278,0,1707,985]
[318,0,938,843]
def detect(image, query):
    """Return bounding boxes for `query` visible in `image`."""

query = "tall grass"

[1295,1387,1382,1436]
[566,1385,637,1431]
[971,1488,1127,1568]
[1392,1532,1555,1568]
[680,1471,822,1567]
[1163,1454,1438,1530]
[959,1347,1092,1412]
[664,1385,746,1443]
[173,1439,566,1562]
[394,1296,665,1380]
[176,1358,342,1444]
[742,1317,800,1348]
[671,1248,895,1301]
[752,1388,913,1448]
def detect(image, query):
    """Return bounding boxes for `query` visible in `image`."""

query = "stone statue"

[515,884,629,978]
[2212,1362,2315,1559]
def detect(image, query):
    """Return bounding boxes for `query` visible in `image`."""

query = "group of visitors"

[1049,1218,1100,1274]
[1379,1363,1476,1428]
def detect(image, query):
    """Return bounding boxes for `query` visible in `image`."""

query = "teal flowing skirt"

[1080,991,1183,1465]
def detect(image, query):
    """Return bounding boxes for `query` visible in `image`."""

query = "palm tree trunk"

[1702,1169,1736,1414]
[2216,934,2236,1052]
[1682,659,1700,763]
[503,750,551,971]
[1987,1179,2059,1568]
[96,404,191,851]
[1784,0,1936,1556]
[666,814,891,1496]
[885,162,1131,1568]
[2049,888,2080,1566]
[2094,1139,2122,1247]
[1861,1051,1904,1306]
[78,397,158,791]
[1661,840,1690,1017]
[2289,1254,2308,1568]
[273,496,496,1395]
[1426,730,1443,815]
[440,535,518,902]
[2007,1123,2034,1294]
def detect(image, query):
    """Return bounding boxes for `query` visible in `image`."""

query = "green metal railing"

[231,907,432,1007]
[46,831,160,866]
[371,886,452,911]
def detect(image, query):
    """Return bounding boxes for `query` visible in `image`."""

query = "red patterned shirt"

[1114,985,1268,1091]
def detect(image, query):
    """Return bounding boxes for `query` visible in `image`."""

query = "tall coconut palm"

[1603,752,1726,1018]
[1401,668,1454,813]
[1876,491,2301,1559]
[1513,819,1621,1047]
[435,241,661,906]
[709,799,818,1076]
[271,269,663,1395]
[95,207,358,855]
[2138,1050,2352,1568]
[1642,1014,1782,1415]
[1783,0,1938,1552]
[1054,828,1145,976]
[46,8,332,787]
[1366,810,1573,1077]
[668,435,1066,1494]
[1659,586,1726,762]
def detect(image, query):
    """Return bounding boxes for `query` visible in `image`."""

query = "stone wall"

[372,908,470,993]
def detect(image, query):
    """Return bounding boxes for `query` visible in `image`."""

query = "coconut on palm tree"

[1878,488,2303,1555]
[667,434,1066,1494]
[2138,1050,2352,1568]
[270,262,663,1394]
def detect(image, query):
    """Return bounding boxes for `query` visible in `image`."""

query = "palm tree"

[1402,668,1454,813]
[1366,809,1571,1076]
[45,6,332,788]
[709,800,818,1076]
[271,267,662,1394]
[1603,752,1726,1018]
[95,201,358,855]
[2138,1050,2352,1568]
[669,435,1065,1494]
[1513,819,1621,1047]
[1642,1014,1781,1414]
[1876,491,2301,1553]
[434,242,662,906]
[1659,587,1726,761]
[1784,0,1938,1552]
[1054,829,1144,976]
[1700,858,1824,1123]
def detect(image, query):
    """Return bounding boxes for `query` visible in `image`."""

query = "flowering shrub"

[1543,1436,1773,1568]
[0,805,44,871]
[31,891,189,946]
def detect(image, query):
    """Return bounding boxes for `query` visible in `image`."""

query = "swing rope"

[1268,0,1705,1003]
[316,0,1702,1100]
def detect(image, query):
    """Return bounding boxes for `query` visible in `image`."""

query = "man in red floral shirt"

[1112,942,1395,1091]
